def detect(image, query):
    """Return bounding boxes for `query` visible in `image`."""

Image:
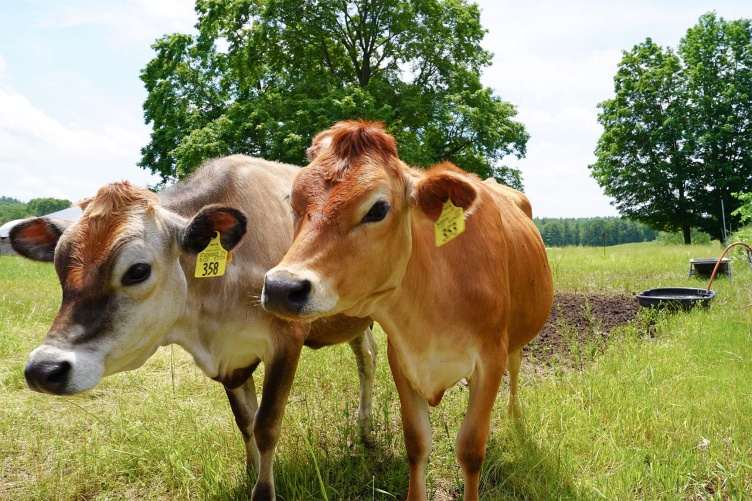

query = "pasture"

[1,242,751,499]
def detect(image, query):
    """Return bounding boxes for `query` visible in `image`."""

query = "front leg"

[456,353,505,500]
[251,322,306,501]
[348,326,378,442]
[225,376,260,474]
[387,339,431,500]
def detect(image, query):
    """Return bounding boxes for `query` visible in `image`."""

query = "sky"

[1,1,751,218]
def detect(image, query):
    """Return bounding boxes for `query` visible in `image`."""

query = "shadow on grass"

[480,422,580,500]
[216,441,409,500]
[214,423,578,500]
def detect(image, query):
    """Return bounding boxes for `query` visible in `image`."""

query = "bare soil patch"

[524,292,642,373]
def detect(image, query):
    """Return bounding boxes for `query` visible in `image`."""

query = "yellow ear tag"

[435,199,465,247]
[195,232,228,278]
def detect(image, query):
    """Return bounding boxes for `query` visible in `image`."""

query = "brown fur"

[266,121,554,500]
[61,183,156,290]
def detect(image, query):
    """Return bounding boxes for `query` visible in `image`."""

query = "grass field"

[1,242,751,499]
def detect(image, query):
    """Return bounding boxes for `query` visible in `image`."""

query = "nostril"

[25,360,72,394]
[47,361,71,386]
[288,279,311,305]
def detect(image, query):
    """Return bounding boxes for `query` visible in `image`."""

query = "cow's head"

[262,120,480,320]
[10,182,246,395]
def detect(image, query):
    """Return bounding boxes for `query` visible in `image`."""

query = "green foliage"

[26,198,71,217]
[655,228,712,245]
[534,217,658,247]
[0,197,71,225]
[591,12,752,244]
[0,197,29,225]
[139,0,529,188]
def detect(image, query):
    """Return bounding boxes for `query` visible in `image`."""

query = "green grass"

[1,242,751,499]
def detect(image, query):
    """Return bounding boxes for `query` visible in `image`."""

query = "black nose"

[262,277,312,315]
[25,360,71,395]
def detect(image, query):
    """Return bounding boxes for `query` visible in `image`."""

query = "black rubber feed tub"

[636,287,716,311]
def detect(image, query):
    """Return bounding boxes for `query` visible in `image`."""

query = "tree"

[140,0,529,188]
[26,198,71,217]
[590,13,752,244]
[591,39,697,243]
[680,13,752,241]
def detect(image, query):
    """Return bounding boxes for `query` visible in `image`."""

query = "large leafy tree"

[680,13,752,241]
[140,0,529,188]
[591,12,752,243]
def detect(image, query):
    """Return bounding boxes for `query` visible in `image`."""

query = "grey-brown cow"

[10,155,377,500]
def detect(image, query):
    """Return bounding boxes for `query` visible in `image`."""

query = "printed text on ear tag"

[435,199,465,247]
[195,232,228,277]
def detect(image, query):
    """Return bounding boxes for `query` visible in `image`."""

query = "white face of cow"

[10,182,246,395]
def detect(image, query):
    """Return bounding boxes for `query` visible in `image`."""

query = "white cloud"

[0,84,158,202]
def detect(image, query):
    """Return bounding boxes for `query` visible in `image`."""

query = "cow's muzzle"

[25,359,72,395]
[262,276,312,317]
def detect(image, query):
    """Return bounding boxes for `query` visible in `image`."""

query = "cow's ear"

[181,205,247,254]
[10,218,71,262]
[411,163,481,221]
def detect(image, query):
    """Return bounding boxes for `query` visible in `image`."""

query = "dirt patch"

[524,292,642,373]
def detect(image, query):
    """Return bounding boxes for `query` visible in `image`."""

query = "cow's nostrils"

[262,276,312,316]
[24,360,72,395]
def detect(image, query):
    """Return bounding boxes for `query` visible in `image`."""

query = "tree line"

[533,217,658,248]
[0,197,71,226]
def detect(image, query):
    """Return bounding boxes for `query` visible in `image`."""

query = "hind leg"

[348,325,378,441]
[506,348,523,420]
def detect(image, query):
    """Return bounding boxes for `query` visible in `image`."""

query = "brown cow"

[262,121,553,500]
[10,155,377,500]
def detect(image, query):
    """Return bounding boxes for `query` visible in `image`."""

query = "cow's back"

[160,155,299,308]
[483,178,533,219]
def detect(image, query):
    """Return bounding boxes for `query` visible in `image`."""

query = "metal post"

[721,199,727,245]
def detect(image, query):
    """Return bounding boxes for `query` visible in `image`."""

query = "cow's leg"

[251,327,305,501]
[225,377,260,474]
[456,355,505,501]
[387,339,431,500]
[348,326,378,442]
[506,348,523,420]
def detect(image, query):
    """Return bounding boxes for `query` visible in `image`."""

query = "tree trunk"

[682,225,692,245]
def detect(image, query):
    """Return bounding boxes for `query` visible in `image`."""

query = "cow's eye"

[122,262,151,286]
[362,201,390,223]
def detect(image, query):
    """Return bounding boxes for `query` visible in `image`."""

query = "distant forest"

[0,197,71,225]
[533,217,658,247]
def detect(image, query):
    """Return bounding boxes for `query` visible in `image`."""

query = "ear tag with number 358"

[195,232,228,278]
[434,199,465,247]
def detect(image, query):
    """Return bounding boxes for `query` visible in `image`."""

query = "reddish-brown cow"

[10,155,377,500]
[262,121,553,500]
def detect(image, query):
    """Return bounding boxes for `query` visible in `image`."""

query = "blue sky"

[1,1,751,217]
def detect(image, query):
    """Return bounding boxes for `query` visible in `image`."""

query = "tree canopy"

[140,0,529,189]
[26,198,71,217]
[590,12,752,243]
